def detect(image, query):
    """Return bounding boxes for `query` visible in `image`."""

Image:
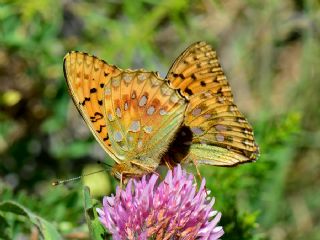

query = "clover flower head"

[97,165,224,240]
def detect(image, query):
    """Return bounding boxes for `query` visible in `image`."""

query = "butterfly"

[63,41,259,182]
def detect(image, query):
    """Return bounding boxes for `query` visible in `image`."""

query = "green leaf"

[0,200,62,240]
[0,213,10,239]
[83,186,106,240]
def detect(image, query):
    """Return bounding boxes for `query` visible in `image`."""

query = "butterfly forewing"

[63,51,122,162]
[166,42,228,98]
[64,51,187,174]
[166,41,259,166]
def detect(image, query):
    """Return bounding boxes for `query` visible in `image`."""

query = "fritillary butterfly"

[63,41,259,181]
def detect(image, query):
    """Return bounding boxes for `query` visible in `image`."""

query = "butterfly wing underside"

[64,51,121,162]
[166,41,259,166]
[102,68,186,168]
[64,52,186,172]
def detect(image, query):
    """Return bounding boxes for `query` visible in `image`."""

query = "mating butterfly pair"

[63,41,259,181]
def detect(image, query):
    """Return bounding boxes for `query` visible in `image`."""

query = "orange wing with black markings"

[64,52,186,177]
[64,42,259,179]
[64,51,122,162]
[166,41,259,166]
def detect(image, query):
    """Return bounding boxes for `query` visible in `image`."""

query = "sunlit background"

[0,1,319,239]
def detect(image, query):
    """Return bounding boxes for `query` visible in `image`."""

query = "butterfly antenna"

[52,165,111,186]
[96,160,113,169]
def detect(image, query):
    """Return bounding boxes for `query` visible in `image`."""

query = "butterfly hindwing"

[104,70,186,164]
[166,41,259,166]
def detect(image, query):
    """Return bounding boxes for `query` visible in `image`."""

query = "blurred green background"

[0,0,319,239]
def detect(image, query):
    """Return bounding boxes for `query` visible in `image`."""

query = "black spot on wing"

[97,125,106,133]
[81,97,91,106]
[185,88,193,96]
[179,73,185,79]
[172,73,179,78]
[90,88,97,93]
[91,112,104,122]
[103,134,109,141]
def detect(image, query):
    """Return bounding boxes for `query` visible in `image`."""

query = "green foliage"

[0,200,62,239]
[202,111,301,239]
[1,0,319,239]
[84,187,107,240]
[0,182,85,239]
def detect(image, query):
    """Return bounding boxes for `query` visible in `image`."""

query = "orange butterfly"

[63,41,259,182]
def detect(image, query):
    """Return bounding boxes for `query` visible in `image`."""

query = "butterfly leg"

[193,160,202,181]
[164,157,171,169]
[184,153,202,180]
[189,154,210,195]
[119,171,137,188]
[188,154,204,183]
[162,155,175,170]
[119,172,124,189]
